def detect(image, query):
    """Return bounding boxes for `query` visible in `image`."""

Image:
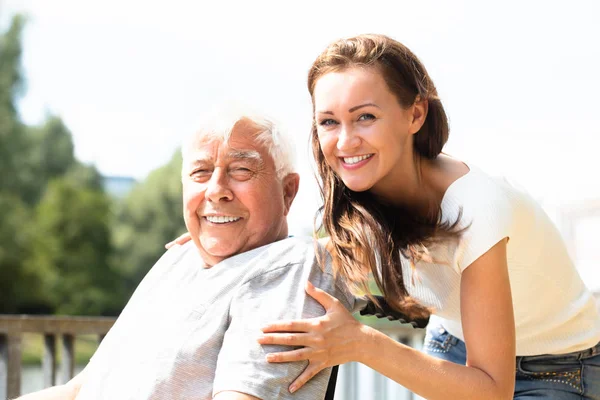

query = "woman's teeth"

[343,154,373,165]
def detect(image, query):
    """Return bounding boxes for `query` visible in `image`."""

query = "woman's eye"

[318,119,338,127]
[358,113,376,121]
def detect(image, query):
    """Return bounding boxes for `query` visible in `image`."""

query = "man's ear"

[408,96,428,135]
[282,173,300,216]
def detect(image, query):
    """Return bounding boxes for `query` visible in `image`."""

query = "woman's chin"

[342,180,373,193]
[346,185,373,192]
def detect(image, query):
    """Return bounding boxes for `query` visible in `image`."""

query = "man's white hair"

[181,103,295,180]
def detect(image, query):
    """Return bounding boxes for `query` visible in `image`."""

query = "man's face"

[182,120,299,267]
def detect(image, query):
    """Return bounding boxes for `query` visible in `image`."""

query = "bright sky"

[2,0,600,244]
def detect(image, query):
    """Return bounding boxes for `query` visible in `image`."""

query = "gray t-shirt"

[75,236,355,400]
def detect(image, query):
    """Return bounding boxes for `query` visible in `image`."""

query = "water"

[21,364,86,395]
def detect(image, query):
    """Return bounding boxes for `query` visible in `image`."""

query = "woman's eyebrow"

[317,102,380,115]
[348,103,380,112]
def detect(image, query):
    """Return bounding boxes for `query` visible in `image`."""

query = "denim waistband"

[516,340,600,364]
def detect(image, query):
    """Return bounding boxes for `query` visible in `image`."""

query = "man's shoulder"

[261,235,319,260]
[221,236,327,283]
[137,241,200,284]
[231,236,355,311]
[240,236,325,272]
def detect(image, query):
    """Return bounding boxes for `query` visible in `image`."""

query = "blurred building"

[102,175,136,199]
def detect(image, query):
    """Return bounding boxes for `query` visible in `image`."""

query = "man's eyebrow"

[189,155,212,166]
[227,150,262,162]
[317,103,381,115]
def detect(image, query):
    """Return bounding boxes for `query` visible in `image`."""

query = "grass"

[21,333,100,366]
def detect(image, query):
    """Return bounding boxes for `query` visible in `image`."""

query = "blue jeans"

[423,324,600,399]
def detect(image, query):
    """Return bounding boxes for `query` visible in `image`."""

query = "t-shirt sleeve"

[452,177,514,272]
[212,261,352,399]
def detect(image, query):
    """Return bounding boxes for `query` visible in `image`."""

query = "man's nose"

[205,170,233,202]
[336,125,361,151]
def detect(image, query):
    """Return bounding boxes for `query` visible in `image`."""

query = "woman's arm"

[261,239,515,399]
[360,239,515,399]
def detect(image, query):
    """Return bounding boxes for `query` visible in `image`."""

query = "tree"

[0,15,122,315]
[0,194,52,313]
[0,15,45,313]
[0,14,30,199]
[32,177,123,315]
[112,151,185,297]
[17,116,79,205]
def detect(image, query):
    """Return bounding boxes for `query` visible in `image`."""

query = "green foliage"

[0,14,25,115]
[32,178,123,315]
[0,15,29,199]
[0,194,49,313]
[0,14,187,317]
[64,161,104,192]
[16,117,79,205]
[0,15,47,314]
[0,15,123,315]
[113,151,185,297]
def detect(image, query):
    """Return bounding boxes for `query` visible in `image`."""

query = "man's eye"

[358,113,376,121]
[318,119,338,127]
[230,167,253,176]
[191,169,211,178]
[230,168,253,180]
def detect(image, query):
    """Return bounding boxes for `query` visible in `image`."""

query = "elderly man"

[20,107,354,400]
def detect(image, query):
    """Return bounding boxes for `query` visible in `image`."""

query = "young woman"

[169,34,600,399]
[256,34,600,399]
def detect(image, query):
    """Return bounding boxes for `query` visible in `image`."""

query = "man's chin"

[199,243,245,265]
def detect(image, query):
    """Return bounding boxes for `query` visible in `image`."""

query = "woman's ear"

[409,96,429,135]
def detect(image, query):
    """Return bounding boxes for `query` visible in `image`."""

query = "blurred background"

[1,0,599,396]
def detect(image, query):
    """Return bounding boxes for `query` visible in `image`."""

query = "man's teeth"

[343,154,372,165]
[205,216,241,224]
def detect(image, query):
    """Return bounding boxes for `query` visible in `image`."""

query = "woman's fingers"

[258,332,311,347]
[305,280,339,310]
[264,347,312,363]
[261,319,314,333]
[165,232,192,249]
[175,232,192,245]
[289,363,326,394]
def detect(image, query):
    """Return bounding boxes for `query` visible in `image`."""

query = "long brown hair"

[309,34,462,319]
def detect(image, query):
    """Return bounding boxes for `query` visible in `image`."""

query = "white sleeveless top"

[403,163,600,355]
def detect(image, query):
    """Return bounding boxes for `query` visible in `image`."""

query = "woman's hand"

[165,232,192,249]
[258,281,368,393]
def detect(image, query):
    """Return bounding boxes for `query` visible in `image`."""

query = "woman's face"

[313,66,424,195]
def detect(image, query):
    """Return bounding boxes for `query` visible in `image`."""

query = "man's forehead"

[190,147,262,162]
[187,138,263,162]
